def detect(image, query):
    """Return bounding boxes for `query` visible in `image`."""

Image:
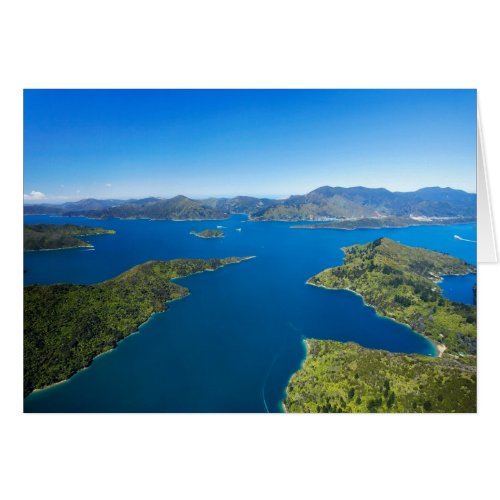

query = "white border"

[477,102,497,262]
[2,1,500,499]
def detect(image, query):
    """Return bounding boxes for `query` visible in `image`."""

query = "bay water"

[23,215,476,412]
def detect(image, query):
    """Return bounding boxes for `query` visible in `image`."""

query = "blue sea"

[23,215,477,412]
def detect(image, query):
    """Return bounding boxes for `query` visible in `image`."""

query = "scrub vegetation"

[287,238,477,413]
[308,238,476,358]
[285,340,476,413]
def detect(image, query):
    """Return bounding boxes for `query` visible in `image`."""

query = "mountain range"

[24,186,476,221]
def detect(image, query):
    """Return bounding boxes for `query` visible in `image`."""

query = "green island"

[285,340,476,413]
[285,237,477,413]
[24,256,253,396]
[190,229,224,239]
[292,216,476,230]
[24,224,116,251]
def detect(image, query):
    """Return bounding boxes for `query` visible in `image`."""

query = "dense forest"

[24,256,253,396]
[285,340,476,413]
[24,224,115,251]
[288,238,477,413]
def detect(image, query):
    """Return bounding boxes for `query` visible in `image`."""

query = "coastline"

[190,231,224,239]
[169,256,256,280]
[24,212,232,222]
[25,256,256,398]
[25,211,477,229]
[291,220,476,231]
[24,243,93,252]
[282,338,310,413]
[29,302,173,395]
[24,226,116,252]
[434,271,477,284]
[306,280,441,357]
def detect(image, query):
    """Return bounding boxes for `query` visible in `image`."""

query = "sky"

[24,89,477,202]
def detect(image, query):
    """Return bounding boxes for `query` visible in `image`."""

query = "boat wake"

[454,235,476,243]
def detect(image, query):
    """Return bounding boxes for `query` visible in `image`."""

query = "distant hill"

[91,195,227,220]
[252,186,476,220]
[24,224,115,251]
[25,195,227,220]
[24,197,162,215]
[200,196,279,215]
[24,186,476,221]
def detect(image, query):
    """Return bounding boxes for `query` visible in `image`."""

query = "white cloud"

[23,190,46,201]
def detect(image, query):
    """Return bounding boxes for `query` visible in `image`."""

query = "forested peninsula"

[24,256,254,396]
[286,238,477,413]
[292,216,476,230]
[309,238,476,357]
[24,224,115,251]
[285,340,476,413]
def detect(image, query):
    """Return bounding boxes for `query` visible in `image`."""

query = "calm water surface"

[439,273,476,305]
[24,216,477,412]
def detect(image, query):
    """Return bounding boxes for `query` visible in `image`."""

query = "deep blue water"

[23,216,477,412]
[439,273,476,305]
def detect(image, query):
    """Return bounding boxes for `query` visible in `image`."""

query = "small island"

[285,340,476,413]
[190,229,224,239]
[286,238,477,413]
[24,256,254,396]
[24,223,116,251]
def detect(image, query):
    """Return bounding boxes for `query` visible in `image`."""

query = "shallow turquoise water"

[23,216,476,412]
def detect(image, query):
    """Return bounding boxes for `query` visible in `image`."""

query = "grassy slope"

[24,257,252,396]
[24,224,116,251]
[308,238,476,358]
[285,340,476,413]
